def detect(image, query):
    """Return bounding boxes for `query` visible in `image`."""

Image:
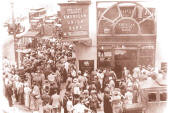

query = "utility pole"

[11,1,18,68]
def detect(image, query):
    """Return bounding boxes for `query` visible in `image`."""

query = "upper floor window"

[160,92,167,101]
[148,93,156,102]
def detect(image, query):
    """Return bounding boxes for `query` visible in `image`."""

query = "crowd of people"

[2,36,166,113]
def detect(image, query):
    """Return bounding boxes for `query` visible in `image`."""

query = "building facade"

[59,0,159,74]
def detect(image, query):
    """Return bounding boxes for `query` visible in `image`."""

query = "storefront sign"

[79,60,94,73]
[114,19,138,34]
[60,4,89,37]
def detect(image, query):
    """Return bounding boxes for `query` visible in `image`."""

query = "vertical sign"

[60,3,89,37]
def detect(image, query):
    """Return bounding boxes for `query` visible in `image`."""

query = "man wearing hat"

[111,88,123,113]
[63,91,72,113]
[89,90,100,113]
[81,90,90,108]
[72,78,81,95]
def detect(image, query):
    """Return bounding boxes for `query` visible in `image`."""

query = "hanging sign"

[60,3,89,37]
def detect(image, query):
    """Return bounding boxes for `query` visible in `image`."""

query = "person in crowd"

[81,90,90,108]
[104,87,113,113]
[60,66,68,83]
[133,65,141,80]
[42,86,51,113]
[51,88,62,113]
[18,79,24,105]
[89,90,100,113]
[78,71,87,91]
[72,99,91,113]
[5,80,13,107]
[108,76,115,94]
[124,87,133,104]
[65,73,73,91]
[122,67,130,82]
[97,69,104,90]
[66,96,73,113]
[111,89,123,113]
[31,82,41,111]
[24,83,32,109]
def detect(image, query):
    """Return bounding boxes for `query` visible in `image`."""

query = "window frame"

[147,92,157,102]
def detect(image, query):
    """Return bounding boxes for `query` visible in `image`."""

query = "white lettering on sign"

[61,5,89,37]
[66,8,82,14]
[115,19,138,34]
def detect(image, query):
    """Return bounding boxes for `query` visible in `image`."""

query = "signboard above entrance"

[114,19,139,34]
[59,3,89,38]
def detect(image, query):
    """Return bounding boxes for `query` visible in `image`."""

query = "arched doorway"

[97,2,156,78]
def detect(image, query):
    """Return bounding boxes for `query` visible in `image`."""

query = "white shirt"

[73,103,87,113]
[64,62,69,72]
[125,91,133,104]
[51,94,61,108]
[48,74,55,82]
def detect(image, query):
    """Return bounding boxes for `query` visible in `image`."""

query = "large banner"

[60,3,89,37]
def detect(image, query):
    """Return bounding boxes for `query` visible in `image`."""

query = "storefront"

[58,1,156,73]
[97,2,156,75]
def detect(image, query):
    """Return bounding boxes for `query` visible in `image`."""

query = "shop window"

[98,57,111,68]
[115,50,137,60]
[148,93,157,102]
[160,92,167,101]
[140,49,154,57]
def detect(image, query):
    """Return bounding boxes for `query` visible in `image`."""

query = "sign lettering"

[60,4,89,37]
[114,19,138,34]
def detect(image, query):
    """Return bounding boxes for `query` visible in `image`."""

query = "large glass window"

[160,92,167,101]
[140,49,154,57]
[98,57,111,68]
[148,93,157,102]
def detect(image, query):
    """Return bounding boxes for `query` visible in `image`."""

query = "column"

[137,44,141,66]
[111,46,115,68]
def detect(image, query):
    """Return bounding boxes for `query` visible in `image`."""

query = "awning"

[20,31,40,37]
[62,38,92,46]
[33,16,45,20]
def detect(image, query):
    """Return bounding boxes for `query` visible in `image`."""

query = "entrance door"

[114,49,137,78]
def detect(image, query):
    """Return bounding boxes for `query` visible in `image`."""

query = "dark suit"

[104,94,113,113]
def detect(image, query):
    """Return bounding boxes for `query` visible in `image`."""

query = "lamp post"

[11,1,18,68]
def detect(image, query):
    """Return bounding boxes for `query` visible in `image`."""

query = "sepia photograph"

[0,0,169,113]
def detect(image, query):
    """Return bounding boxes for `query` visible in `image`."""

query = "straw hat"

[91,90,96,94]
[83,90,89,94]
[78,71,81,75]
[73,78,79,83]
